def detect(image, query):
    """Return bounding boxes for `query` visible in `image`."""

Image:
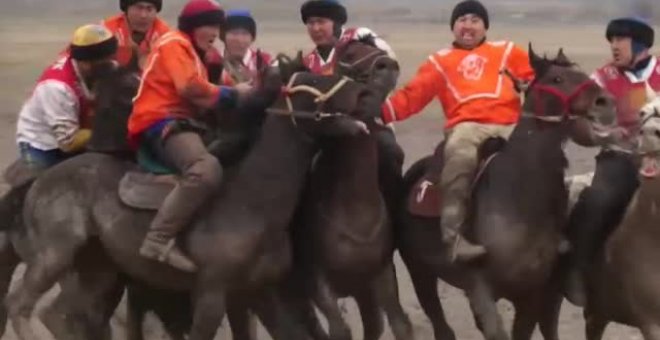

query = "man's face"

[126,2,158,33]
[306,17,336,47]
[452,13,486,49]
[609,36,634,67]
[224,29,253,59]
[193,25,221,52]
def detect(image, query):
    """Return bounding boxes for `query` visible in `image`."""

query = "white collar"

[624,56,658,83]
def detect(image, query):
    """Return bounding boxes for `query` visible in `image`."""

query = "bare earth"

[0,11,657,340]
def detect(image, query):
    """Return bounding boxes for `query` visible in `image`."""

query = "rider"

[128,0,252,272]
[300,0,395,75]
[380,0,535,262]
[300,0,404,215]
[16,24,118,171]
[217,9,273,86]
[102,0,170,69]
[564,17,658,306]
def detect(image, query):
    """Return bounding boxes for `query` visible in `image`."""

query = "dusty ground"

[0,11,657,340]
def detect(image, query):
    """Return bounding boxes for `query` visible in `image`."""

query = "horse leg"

[538,291,562,340]
[7,242,87,340]
[125,284,147,340]
[640,324,660,340]
[405,260,456,340]
[45,245,125,340]
[0,231,19,336]
[354,289,384,340]
[228,297,257,340]
[312,275,351,340]
[511,299,540,340]
[373,261,414,340]
[467,275,508,340]
[252,288,309,340]
[584,314,608,340]
[189,281,226,340]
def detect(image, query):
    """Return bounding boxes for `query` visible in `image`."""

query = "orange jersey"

[128,31,223,143]
[382,41,534,128]
[102,14,170,69]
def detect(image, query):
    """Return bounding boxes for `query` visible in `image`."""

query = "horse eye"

[655,130,660,139]
[553,76,563,83]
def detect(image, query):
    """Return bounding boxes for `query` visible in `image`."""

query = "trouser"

[567,150,639,268]
[439,122,515,236]
[146,131,222,242]
[18,142,68,172]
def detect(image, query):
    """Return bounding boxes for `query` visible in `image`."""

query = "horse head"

[87,63,140,154]
[335,35,400,98]
[523,44,617,146]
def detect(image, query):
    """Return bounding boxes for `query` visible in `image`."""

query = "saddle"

[407,138,505,218]
[118,141,179,210]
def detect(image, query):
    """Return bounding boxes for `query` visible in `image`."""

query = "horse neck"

[493,115,569,216]
[318,133,379,193]
[212,115,316,224]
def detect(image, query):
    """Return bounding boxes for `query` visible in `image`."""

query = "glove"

[60,129,91,153]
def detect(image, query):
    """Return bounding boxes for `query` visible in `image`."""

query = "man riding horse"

[564,16,659,306]
[214,9,273,86]
[381,0,535,262]
[127,0,253,272]
[103,0,170,70]
[16,24,118,172]
[300,0,404,216]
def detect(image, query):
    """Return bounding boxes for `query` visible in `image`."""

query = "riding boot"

[440,204,486,262]
[139,132,222,272]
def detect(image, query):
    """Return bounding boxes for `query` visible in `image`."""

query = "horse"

[576,107,660,340]
[5,55,382,340]
[397,46,618,340]
[284,36,414,340]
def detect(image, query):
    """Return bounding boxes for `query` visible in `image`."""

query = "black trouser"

[375,128,405,217]
[568,150,639,267]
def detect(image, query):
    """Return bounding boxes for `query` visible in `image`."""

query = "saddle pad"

[406,152,499,218]
[119,171,178,210]
[407,177,442,218]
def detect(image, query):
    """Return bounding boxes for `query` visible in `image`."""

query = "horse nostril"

[594,96,608,107]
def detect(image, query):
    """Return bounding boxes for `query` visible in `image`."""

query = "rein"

[521,79,597,123]
[266,72,353,125]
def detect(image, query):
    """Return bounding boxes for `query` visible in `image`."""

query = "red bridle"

[528,79,597,122]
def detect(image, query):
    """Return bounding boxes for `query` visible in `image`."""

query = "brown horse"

[577,108,660,340]
[5,56,376,340]
[287,36,414,340]
[397,47,618,340]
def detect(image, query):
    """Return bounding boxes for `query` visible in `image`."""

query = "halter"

[337,49,390,77]
[523,79,597,123]
[266,72,353,125]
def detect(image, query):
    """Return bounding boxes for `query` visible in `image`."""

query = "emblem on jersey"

[458,54,488,81]
[604,66,619,80]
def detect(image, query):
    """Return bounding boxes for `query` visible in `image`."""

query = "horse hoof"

[12,316,39,340]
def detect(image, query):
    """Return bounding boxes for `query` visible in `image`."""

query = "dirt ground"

[0,11,657,340]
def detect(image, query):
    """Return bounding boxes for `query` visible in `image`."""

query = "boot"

[563,266,587,307]
[140,231,198,272]
[441,224,487,263]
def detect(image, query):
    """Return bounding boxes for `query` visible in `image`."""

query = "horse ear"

[528,43,548,76]
[555,48,571,65]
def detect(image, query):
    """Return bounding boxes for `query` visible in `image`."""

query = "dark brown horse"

[397,47,618,340]
[287,36,414,340]
[577,107,660,340]
[5,56,376,340]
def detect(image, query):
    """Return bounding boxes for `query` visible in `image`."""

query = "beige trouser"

[439,121,515,238]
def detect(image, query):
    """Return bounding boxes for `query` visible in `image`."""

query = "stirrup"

[157,239,177,262]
